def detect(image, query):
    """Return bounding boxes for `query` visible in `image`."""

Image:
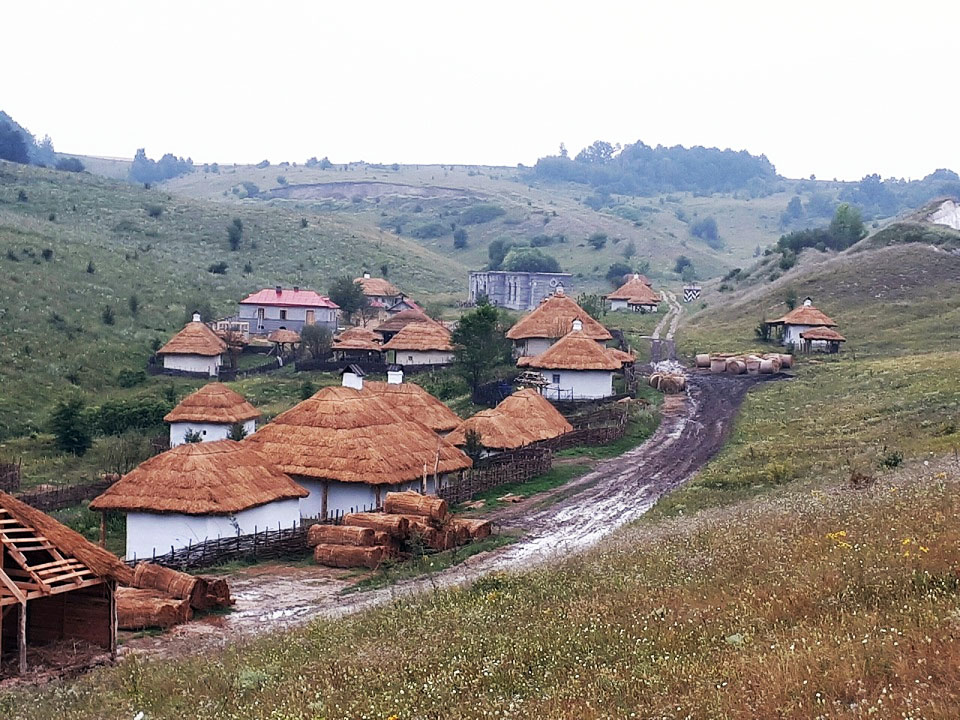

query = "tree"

[463,429,484,463]
[487,239,513,270]
[453,227,468,249]
[50,396,93,456]
[785,288,798,310]
[300,324,332,359]
[502,248,561,273]
[587,232,608,250]
[452,304,512,394]
[101,306,115,325]
[0,122,29,164]
[575,140,620,165]
[786,196,803,219]
[183,428,204,443]
[576,293,605,320]
[128,295,139,316]
[621,240,636,259]
[674,255,693,275]
[328,276,368,321]
[690,217,720,248]
[829,203,867,248]
[55,157,85,172]
[227,423,248,441]
[605,262,633,287]
[183,296,215,324]
[227,218,243,251]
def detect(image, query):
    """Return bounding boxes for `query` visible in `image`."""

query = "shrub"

[17,189,28,202]
[460,204,506,225]
[605,262,633,286]
[5,249,18,262]
[101,306,115,325]
[300,218,308,228]
[96,396,171,436]
[116,369,146,388]
[41,248,53,261]
[276,175,287,185]
[50,397,93,456]
[243,262,253,274]
[879,448,903,468]
[208,261,228,274]
[299,380,316,400]
[502,248,561,273]
[146,205,163,218]
[256,159,270,169]
[227,218,243,250]
[778,250,797,271]
[48,213,56,222]
[453,228,468,249]
[183,428,203,443]
[410,222,448,239]
[86,260,96,274]
[128,294,139,316]
[673,255,693,275]
[228,423,248,441]
[587,232,608,250]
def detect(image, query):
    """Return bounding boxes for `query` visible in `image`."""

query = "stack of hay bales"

[309,491,493,569]
[696,353,792,375]
[117,564,233,630]
[649,372,686,393]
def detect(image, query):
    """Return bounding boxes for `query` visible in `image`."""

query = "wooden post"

[18,600,27,675]
[99,512,107,548]
[108,580,117,661]
[321,481,329,520]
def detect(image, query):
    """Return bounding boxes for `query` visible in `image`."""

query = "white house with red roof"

[237,286,339,336]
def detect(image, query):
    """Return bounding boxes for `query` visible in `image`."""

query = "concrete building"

[469,270,573,311]
[238,287,338,336]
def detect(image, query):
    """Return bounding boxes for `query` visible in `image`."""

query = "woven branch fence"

[0,460,21,493]
[16,479,114,512]
[438,448,553,505]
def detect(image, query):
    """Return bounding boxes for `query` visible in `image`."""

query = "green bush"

[95,396,172,436]
[459,204,505,225]
[116,369,147,388]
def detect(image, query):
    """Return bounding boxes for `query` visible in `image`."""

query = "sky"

[4,1,959,181]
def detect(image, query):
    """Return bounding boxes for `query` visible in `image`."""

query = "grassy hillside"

[0,161,467,437]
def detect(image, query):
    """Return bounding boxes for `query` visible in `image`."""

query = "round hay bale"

[709,357,727,374]
[759,359,777,374]
[695,353,711,368]
[745,356,762,374]
[778,353,793,369]
[726,359,746,374]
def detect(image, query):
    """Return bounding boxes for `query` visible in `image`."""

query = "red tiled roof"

[240,288,339,309]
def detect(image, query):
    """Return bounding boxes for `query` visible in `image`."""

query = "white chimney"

[342,370,363,390]
[387,367,404,385]
[363,272,371,279]
[633,273,640,280]
[572,318,583,332]
[803,296,813,307]
[192,312,201,323]
[555,285,565,296]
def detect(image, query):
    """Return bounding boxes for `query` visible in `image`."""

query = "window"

[280,309,287,320]
[552,374,561,385]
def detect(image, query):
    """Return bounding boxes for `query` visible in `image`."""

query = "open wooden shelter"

[1,492,132,676]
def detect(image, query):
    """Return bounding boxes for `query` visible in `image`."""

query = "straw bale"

[91,440,307,515]
[759,359,777,374]
[384,491,448,522]
[709,357,727,374]
[157,321,227,357]
[519,330,621,371]
[449,517,493,540]
[778,354,794,368]
[507,294,612,341]
[246,386,472,485]
[116,587,193,629]
[364,381,462,433]
[307,524,375,547]
[163,383,260,424]
[725,359,746,374]
[695,354,711,368]
[649,373,686,394]
[381,322,454,352]
[762,354,783,372]
[313,543,385,569]
[343,512,409,538]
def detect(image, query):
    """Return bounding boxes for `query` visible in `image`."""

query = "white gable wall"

[169,419,257,447]
[391,349,453,366]
[162,353,221,377]
[538,369,613,400]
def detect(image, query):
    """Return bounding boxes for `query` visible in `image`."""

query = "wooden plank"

[36,563,85,577]
[19,601,26,674]
[5,535,50,544]
[0,570,26,604]
[42,569,93,585]
[26,557,78,572]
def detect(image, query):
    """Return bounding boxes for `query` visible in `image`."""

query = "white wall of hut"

[539,369,614,400]
[389,349,454,366]
[161,353,222,377]
[782,324,819,347]
[298,476,440,519]
[169,419,257,447]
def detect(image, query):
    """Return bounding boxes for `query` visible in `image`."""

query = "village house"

[156,313,227,377]
[331,326,384,363]
[372,308,436,341]
[518,320,623,400]
[237,286,339,336]
[506,288,612,357]
[246,380,472,519]
[1,492,130,675]
[363,368,462,435]
[90,440,307,561]
[606,273,661,313]
[355,272,405,309]
[381,321,455,366]
[799,326,847,353]
[164,383,261,447]
[469,270,574,311]
[767,297,839,348]
[446,388,573,456]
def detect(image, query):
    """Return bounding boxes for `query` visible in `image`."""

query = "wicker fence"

[16,479,114,512]
[438,447,553,505]
[0,460,21,494]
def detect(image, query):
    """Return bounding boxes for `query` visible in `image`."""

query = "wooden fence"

[0,459,21,493]
[438,447,553,505]
[16,479,114,512]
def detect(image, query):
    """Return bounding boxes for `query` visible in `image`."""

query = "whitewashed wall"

[539,369,613,400]
[298,476,441,519]
[124,498,302,561]
[169,419,257,447]
[162,353,221,377]
[783,324,817,347]
[391,349,453,366]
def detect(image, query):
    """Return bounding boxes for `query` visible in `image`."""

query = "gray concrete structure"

[468,271,573,311]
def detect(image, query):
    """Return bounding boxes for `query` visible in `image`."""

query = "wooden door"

[305,310,315,325]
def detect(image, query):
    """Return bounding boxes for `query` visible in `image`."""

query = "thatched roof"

[333,326,383,352]
[800,326,846,341]
[267,329,301,344]
[382,322,454,352]
[506,294,612,341]
[375,309,437,334]
[607,274,661,305]
[364,381,462,433]
[771,304,837,327]
[1,491,133,585]
[163,383,261,424]
[90,440,307,516]
[158,321,227,357]
[355,276,401,297]
[447,389,572,449]
[246,386,472,484]
[606,347,636,365]
[518,330,621,371]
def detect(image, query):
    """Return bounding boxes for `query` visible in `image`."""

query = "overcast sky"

[5,1,959,181]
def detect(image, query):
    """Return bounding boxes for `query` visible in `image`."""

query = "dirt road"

[650,290,682,363]
[122,371,771,658]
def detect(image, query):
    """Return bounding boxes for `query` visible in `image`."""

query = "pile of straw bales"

[309,491,492,569]
[649,372,686,394]
[695,353,793,375]
[116,564,232,630]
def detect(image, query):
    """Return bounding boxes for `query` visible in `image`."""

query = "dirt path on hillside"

[650,290,682,363]
[120,372,772,660]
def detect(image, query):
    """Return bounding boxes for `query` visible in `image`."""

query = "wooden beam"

[108,580,117,661]
[100,512,106,548]
[0,569,26,604]
[19,601,26,675]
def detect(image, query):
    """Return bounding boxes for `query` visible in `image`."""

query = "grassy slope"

[0,161,466,438]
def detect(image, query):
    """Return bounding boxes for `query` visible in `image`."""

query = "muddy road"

[122,372,772,658]
[649,290,682,363]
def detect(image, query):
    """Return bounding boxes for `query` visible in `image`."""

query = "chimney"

[387,365,404,385]
[555,285,565,297]
[633,273,640,280]
[572,318,583,332]
[293,285,299,292]
[341,364,365,390]
[275,285,282,295]
[192,312,201,323]
[363,272,371,279]
[803,296,813,307]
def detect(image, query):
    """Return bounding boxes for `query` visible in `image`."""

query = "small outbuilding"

[156,313,228,377]
[518,320,623,400]
[506,288,612,357]
[90,440,308,561]
[1,492,131,675]
[767,297,838,348]
[332,326,384,362]
[799,326,847,354]
[381,321,455,366]
[164,383,261,447]
[606,274,661,313]
[373,309,437,342]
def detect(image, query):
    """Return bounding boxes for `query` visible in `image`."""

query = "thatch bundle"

[343,512,409,538]
[198,579,232,610]
[313,544,385,569]
[132,562,232,611]
[384,491,448,522]
[649,372,686,394]
[116,587,193,629]
[307,524,375,547]
[448,517,492,540]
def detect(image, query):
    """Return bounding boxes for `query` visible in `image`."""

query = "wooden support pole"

[99,512,107,548]
[18,600,26,675]
[108,580,117,661]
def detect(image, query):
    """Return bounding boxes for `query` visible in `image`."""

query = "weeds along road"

[121,372,775,660]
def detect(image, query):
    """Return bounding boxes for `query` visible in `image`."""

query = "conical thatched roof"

[800,326,846,341]
[363,380,462,433]
[246,386,472,484]
[446,409,528,451]
[267,329,301,344]
[506,294,612,341]
[355,276,401,298]
[517,330,621,371]
[163,383,261,424]
[90,440,307,516]
[606,347,636,365]
[333,326,384,352]
[375,309,438,334]
[1,491,133,585]
[771,304,837,327]
[382,322,454,352]
[158,321,227,357]
[494,388,573,441]
[606,274,661,305]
